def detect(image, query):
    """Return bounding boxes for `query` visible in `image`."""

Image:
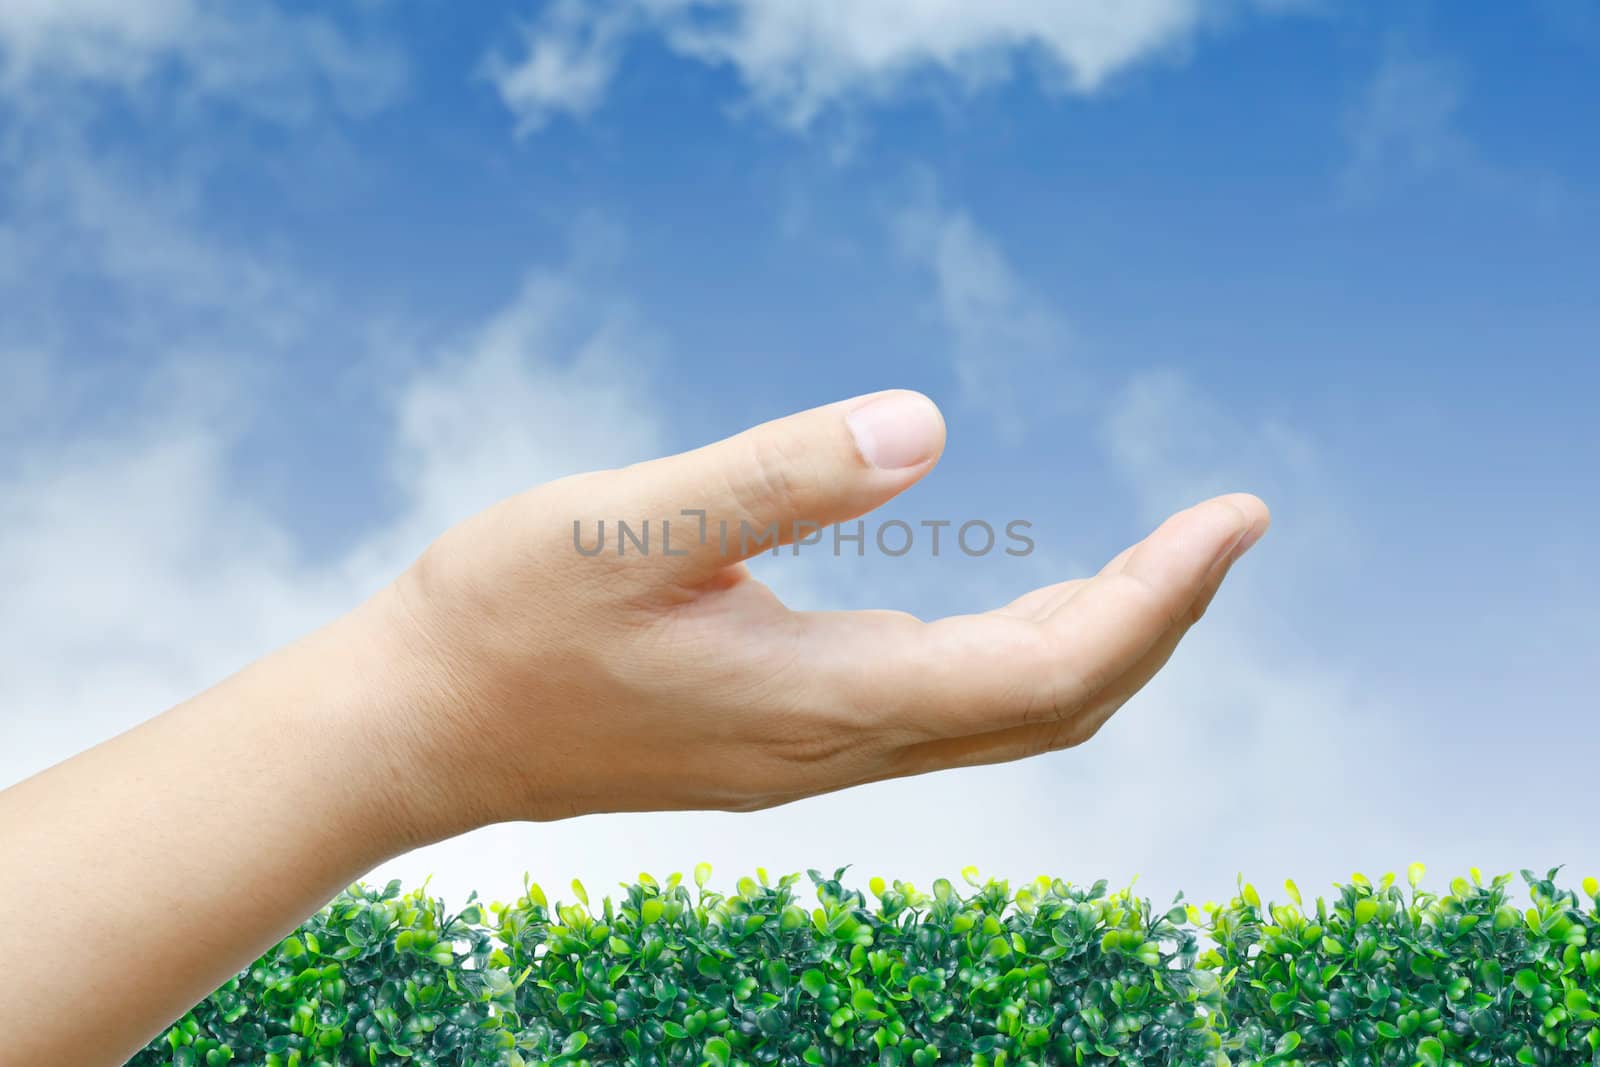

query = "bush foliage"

[132,865,1600,1067]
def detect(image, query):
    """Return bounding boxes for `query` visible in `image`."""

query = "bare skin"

[0,390,1268,1064]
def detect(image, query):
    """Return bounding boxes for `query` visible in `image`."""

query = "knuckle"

[1186,568,1228,627]
[1014,684,1062,728]
[1034,713,1100,757]
[1114,570,1188,631]
[1051,659,1109,720]
[732,432,812,521]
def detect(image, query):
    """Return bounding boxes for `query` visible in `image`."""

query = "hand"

[373,390,1269,837]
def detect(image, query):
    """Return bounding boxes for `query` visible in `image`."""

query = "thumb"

[616,390,946,578]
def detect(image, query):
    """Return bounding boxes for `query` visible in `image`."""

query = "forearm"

[0,593,442,1065]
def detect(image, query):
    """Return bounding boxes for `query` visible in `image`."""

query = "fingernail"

[847,391,944,469]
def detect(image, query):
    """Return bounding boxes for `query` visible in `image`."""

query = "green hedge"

[132,865,1600,1067]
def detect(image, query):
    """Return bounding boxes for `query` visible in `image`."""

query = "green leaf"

[704,1036,732,1067]
[130,865,1600,1067]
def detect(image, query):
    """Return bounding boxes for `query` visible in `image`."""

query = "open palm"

[382,390,1269,833]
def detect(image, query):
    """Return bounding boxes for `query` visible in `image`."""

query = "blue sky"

[2,1,1596,907]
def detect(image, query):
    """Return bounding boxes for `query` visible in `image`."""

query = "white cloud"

[1340,45,1469,198]
[0,199,669,792]
[487,0,1300,131]
[346,272,669,591]
[484,0,634,134]
[1102,368,1359,577]
[2,140,313,351]
[1339,43,1570,214]
[0,99,661,797]
[0,0,405,120]
[1088,368,1392,896]
[0,0,194,84]
[892,186,1074,438]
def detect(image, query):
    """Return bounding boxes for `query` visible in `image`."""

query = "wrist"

[326,583,504,850]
